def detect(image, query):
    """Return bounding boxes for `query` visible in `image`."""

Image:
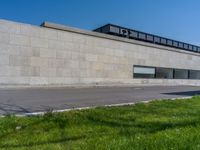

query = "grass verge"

[1,96,200,150]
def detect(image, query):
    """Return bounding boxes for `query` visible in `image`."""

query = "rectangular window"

[178,42,184,48]
[189,70,200,79]
[146,34,154,42]
[167,40,173,46]
[133,65,200,80]
[188,45,193,51]
[193,46,198,52]
[160,38,167,45]
[129,30,138,39]
[173,41,178,47]
[109,25,120,34]
[183,43,188,49]
[134,66,155,78]
[154,37,160,44]
[138,33,146,40]
[174,69,188,79]
[156,68,173,79]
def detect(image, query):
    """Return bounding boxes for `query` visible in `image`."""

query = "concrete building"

[0,19,200,86]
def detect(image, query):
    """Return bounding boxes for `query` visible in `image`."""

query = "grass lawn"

[1,96,200,150]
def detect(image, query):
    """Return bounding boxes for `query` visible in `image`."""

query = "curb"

[5,96,191,117]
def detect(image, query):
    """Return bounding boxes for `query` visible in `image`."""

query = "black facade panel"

[94,24,200,54]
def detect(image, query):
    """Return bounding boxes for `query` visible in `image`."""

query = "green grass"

[1,96,200,150]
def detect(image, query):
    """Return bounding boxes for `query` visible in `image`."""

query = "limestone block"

[56,68,71,77]
[92,62,104,70]
[0,43,9,54]
[10,34,30,46]
[79,61,91,69]
[55,59,65,68]
[20,25,41,37]
[40,28,58,40]
[65,42,80,51]
[72,34,86,44]
[115,49,125,57]
[0,20,21,34]
[0,32,10,44]
[30,57,48,67]
[48,77,64,84]
[0,66,10,76]
[9,66,21,77]
[71,69,80,77]
[9,55,30,66]
[58,31,73,42]
[31,66,40,76]
[48,59,57,68]
[40,48,56,58]
[69,60,79,68]
[0,77,30,85]
[56,50,71,59]
[40,68,56,77]
[71,52,80,60]
[65,78,80,84]
[31,47,40,57]
[30,77,48,85]
[49,40,65,50]
[0,54,9,65]
[31,37,48,48]
[86,53,98,62]
[20,67,30,76]
[8,46,32,57]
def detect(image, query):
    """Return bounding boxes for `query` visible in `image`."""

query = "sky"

[0,0,200,45]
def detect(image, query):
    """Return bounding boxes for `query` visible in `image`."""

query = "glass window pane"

[174,69,188,79]
[161,38,167,45]
[129,30,138,38]
[154,37,160,43]
[156,68,173,79]
[138,33,146,40]
[134,66,155,74]
[178,42,184,48]
[189,70,200,79]
[173,41,178,47]
[183,44,188,49]
[189,45,193,51]
[146,34,153,42]
[167,40,173,46]
[110,25,120,34]
[134,66,155,78]
[193,46,198,51]
[134,74,155,78]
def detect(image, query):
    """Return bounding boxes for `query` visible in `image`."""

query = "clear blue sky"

[0,0,200,45]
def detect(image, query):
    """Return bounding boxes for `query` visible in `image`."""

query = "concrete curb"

[0,96,191,117]
[0,84,197,90]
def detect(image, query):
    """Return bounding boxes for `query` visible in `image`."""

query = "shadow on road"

[163,90,200,96]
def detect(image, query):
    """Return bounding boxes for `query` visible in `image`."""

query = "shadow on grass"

[0,135,85,149]
[0,112,76,149]
[86,112,200,135]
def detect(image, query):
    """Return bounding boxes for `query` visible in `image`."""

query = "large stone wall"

[0,19,200,86]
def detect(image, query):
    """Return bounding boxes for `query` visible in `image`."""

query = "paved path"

[0,86,200,115]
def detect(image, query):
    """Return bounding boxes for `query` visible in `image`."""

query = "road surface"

[0,85,200,115]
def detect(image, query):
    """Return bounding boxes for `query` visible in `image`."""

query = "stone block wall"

[0,19,200,86]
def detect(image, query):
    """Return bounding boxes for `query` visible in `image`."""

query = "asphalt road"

[0,85,200,115]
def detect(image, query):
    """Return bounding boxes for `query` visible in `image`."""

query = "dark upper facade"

[94,24,200,54]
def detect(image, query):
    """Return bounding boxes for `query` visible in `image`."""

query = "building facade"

[0,19,200,86]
